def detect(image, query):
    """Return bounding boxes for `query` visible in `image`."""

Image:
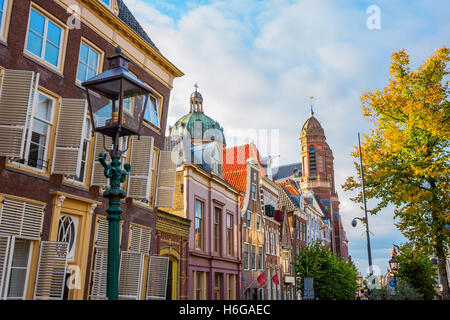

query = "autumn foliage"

[342,47,450,299]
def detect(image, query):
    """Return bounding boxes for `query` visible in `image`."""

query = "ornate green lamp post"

[82,46,153,300]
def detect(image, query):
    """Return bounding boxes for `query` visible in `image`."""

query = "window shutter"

[155,151,177,208]
[89,247,107,300]
[0,235,13,298]
[91,133,112,187]
[118,251,144,300]
[34,241,68,300]
[0,69,38,158]
[127,136,154,200]
[146,256,169,300]
[129,224,151,254]
[90,217,123,300]
[52,99,87,175]
[0,196,45,240]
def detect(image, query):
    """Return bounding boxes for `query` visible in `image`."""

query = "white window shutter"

[129,224,151,254]
[34,241,68,300]
[127,136,154,200]
[146,256,169,300]
[91,133,112,187]
[0,69,38,158]
[155,151,177,208]
[118,251,144,300]
[0,235,13,299]
[89,246,107,300]
[52,99,87,175]
[0,196,45,240]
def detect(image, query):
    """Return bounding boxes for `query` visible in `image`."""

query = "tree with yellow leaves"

[342,47,450,300]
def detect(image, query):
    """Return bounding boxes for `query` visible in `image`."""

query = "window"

[76,41,100,83]
[265,231,269,254]
[214,208,221,254]
[226,213,233,256]
[66,117,90,184]
[227,274,235,300]
[144,95,161,128]
[256,214,261,231]
[5,239,32,299]
[283,252,290,273]
[275,234,279,256]
[244,243,249,270]
[26,8,64,68]
[270,233,274,255]
[0,0,7,37]
[246,210,252,229]
[98,0,111,7]
[309,145,316,175]
[57,215,78,260]
[194,271,205,300]
[251,183,257,200]
[17,92,55,170]
[258,246,264,270]
[214,273,221,300]
[194,200,203,250]
[251,244,256,270]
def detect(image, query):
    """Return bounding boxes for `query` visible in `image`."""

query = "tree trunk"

[435,241,450,300]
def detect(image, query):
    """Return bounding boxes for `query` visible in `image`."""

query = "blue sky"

[122,0,450,276]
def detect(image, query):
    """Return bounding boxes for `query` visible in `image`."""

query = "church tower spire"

[190,83,204,113]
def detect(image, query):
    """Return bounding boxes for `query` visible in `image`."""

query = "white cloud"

[123,0,449,275]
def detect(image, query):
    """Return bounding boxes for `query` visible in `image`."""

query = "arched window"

[309,145,316,175]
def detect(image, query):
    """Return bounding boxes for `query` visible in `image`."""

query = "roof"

[169,112,226,144]
[272,163,302,181]
[117,0,159,52]
[301,115,324,137]
[222,144,266,208]
[277,181,300,196]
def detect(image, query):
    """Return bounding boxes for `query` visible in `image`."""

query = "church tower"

[299,100,343,256]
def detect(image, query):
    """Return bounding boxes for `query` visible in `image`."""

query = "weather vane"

[310,96,315,116]
[194,83,199,91]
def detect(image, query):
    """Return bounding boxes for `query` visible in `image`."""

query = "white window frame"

[76,41,101,84]
[25,7,65,70]
[256,214,261,231]
[2,237,33,300]
[56,215,78,261]
[13,90,55,173]
[251,183,257,200]
[243,242,249,270]
[0,0,7,37]
[251,244,256,271]
[65,116,91,185]
[143,90,163,130]
[246,210,252,230]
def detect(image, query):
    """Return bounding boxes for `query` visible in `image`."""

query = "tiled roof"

[117,0,159,52]
[272,163,302,181]
[277,181,300,196]
[222,144,266,208]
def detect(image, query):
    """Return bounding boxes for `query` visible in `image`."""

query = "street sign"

[304,277,314,300]
[389,279,396,288]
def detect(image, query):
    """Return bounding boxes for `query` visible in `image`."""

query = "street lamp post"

[82,46,153,300]
[389,256,399,293]
[351,133,374,276]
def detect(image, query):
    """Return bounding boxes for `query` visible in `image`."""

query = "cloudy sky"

[122,0,450,276]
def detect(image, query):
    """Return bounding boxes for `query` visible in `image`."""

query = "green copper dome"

[168,87,226,145]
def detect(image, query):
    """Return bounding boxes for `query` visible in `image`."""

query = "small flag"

[272,272,279,285]
[257,272,266,286]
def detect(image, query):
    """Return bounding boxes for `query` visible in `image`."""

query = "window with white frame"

[270,232,274,255]
[144,94,161,128]
[0,0,7,36]
[258,245,263,270]
[5,239,32,300]
[16,92,55,170]
[251,183,257,200]
[251,244,256,270]
[26,8,64,68]
[66,117,91,184]
[256,214,261,231]
[76,41,100,83]
[244,243,249,270]
[246,210,252,229]
[57,215,78,260]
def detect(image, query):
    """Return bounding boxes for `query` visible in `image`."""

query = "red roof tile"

[222,144,266,208]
